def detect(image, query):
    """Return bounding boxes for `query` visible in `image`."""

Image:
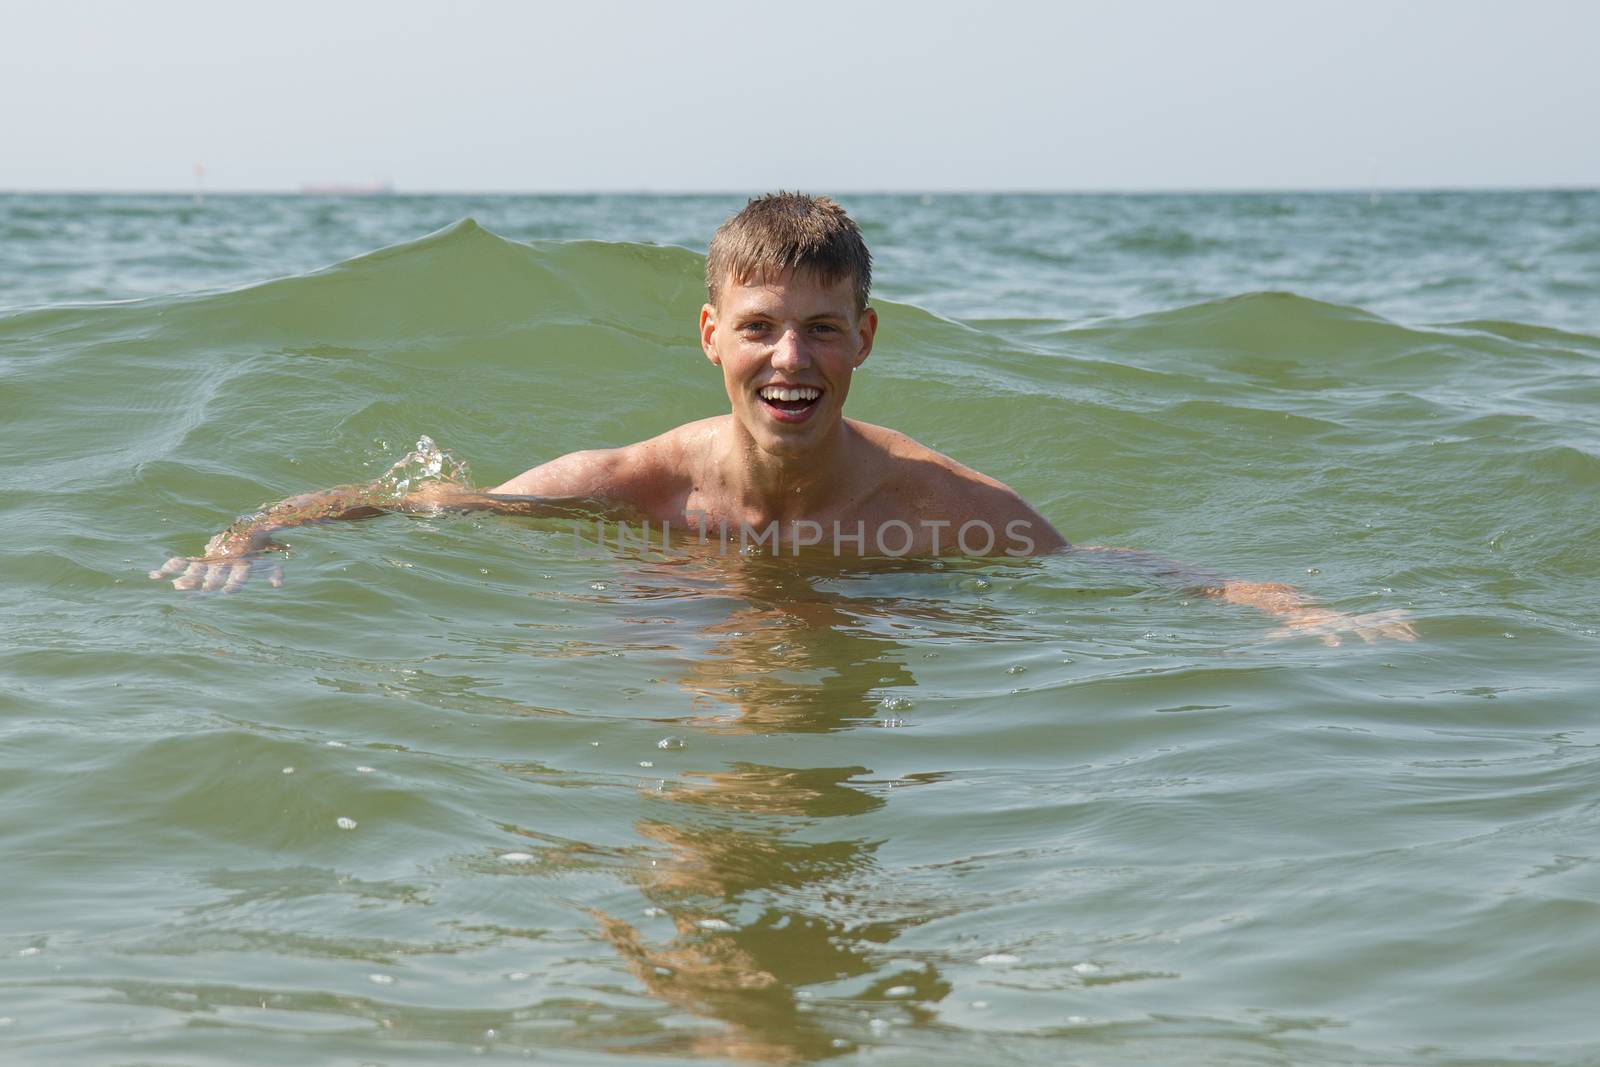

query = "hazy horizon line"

[4,183,1598,198]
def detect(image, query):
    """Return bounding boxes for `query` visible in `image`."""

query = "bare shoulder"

[849,420,1068,550]
[490,419,717,507]
[847,419,1018,501]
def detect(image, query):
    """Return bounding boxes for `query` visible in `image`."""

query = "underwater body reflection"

[565,552,980,1061]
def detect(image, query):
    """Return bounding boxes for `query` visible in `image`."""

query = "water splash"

[373,435,472,502]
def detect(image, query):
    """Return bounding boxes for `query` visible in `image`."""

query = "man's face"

[700,269,877,459]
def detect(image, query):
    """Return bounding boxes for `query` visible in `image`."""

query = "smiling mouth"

[758,384,822,421]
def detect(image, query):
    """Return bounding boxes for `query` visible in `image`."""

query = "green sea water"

[2,192,1598,1065]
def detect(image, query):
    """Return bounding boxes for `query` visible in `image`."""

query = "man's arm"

[150,451,633,591]
[1069,545,1416,646]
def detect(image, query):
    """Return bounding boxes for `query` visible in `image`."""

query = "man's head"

[705,192,872,314]
[700,194,879,459]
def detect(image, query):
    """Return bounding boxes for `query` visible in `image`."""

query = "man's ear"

[854,307,879,367]
[699,304,721,366]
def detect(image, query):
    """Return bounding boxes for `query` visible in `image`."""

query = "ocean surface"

[2,191,1598,1066]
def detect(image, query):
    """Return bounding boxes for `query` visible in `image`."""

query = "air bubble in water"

[656,736,686,750]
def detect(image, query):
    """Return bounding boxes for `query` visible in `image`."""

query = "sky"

[4,0,1597,193]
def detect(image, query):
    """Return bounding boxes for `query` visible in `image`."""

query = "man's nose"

[770,327,809,369]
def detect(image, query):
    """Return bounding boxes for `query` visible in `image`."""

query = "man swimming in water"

[153,192,1413,643]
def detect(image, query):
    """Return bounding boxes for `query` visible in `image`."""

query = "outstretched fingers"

[1268,615,1345,646]
[172,560,210,591]
[1269,607,1418,646]
[1350,609,1418,643]
[149,556,190,580]
[149,554,283,594]
[202,563,231,592]
[221,560,251,594]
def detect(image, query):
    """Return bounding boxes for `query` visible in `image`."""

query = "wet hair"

[706,192,872,313]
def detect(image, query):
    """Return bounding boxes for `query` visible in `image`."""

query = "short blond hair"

[706,192,872,312]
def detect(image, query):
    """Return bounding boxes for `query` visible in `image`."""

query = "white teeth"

[759,386,821,402]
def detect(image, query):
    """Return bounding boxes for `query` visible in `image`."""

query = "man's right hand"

[149,475,583,593]
[149,542,285,593]
[150,511,291,591]
[148,482,384,593]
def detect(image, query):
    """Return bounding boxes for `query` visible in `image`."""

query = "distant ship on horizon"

[298,180,394,197]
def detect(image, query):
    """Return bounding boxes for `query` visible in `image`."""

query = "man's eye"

[740,322,769,334]
[811,323,839,334]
